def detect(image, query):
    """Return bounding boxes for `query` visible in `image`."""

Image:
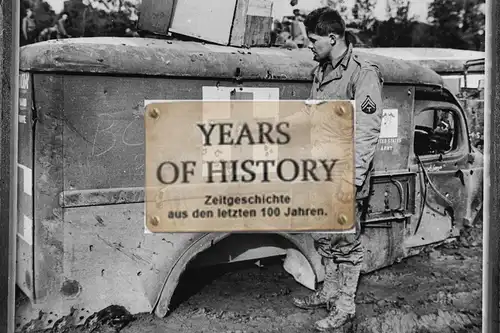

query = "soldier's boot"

[292,259,339,309]
[313,261,361,331]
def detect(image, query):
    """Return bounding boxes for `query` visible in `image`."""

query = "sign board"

[144,100,355,232]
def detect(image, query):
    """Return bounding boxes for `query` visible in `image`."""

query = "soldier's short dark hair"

[304,7,346,37]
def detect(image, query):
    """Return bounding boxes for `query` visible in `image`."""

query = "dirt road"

[26,223,482,333]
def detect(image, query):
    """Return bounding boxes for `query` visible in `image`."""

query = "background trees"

[20,0,485,51]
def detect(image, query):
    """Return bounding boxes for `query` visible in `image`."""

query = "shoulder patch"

[361,95,377,114]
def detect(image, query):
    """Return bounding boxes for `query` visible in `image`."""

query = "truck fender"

[151,232,322,318]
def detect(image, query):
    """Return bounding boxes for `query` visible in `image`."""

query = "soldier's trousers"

[311,208,364,314]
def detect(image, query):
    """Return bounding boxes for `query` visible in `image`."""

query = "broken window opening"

[414,108,458,157]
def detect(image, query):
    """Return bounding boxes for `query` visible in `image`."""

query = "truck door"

[358,85,418,273]
[405,86,483,248]
[365,85,417,227]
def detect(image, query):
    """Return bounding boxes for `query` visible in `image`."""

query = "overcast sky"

[45,0,434,22]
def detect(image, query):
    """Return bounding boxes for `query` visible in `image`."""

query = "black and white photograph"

[4,0,492,332]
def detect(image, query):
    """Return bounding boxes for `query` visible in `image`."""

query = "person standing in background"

[57,13,71,39]
[22,8,37,45]
[291,9,309,48]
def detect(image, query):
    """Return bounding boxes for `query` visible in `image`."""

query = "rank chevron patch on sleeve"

[361,95,377,114]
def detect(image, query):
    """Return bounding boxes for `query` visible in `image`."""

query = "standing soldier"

[57,13,71,39]
[288,6,384,331]
[22,8,37,45]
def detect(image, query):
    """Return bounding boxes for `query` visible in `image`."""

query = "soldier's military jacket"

[289,44,384,188]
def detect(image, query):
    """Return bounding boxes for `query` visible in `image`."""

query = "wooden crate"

[169,0,238,45]
[137,0,273,47]
[243,15,273,47]
[137,0,177,36]
[229,0,250,46]
[230,0,274,47]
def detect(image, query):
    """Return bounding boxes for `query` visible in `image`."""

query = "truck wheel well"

[152,232,315,318]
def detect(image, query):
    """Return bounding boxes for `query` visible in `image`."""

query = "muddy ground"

[25,222,483,333]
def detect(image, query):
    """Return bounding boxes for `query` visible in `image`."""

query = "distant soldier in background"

[22,8,37,45]
[291,9,309,48]
[38,27,49,42]
[57,13,72,39]
[39,25,59,42]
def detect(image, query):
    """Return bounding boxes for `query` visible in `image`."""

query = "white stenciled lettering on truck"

[378,109,399,151]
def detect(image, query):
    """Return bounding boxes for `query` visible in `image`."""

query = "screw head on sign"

[149,108,160,119]
[338,214,348,225]
[150,216,160,226]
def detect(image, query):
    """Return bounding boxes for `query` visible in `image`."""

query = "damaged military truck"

[15,37,483,331]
